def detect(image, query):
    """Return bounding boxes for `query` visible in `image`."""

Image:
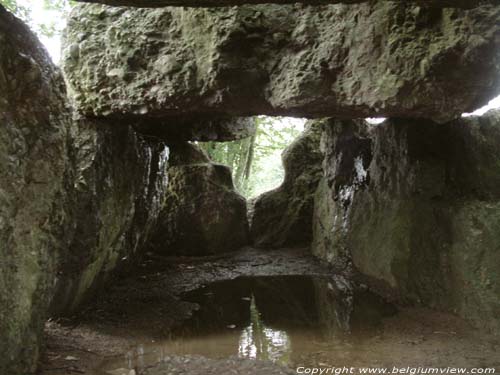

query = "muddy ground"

[38,247,500,375]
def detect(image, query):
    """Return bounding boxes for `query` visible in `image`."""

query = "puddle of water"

[96,276,396,374]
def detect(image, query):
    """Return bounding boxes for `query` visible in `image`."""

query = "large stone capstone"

[0,6,72,374]
[312,111,500,334]
[148,142,249,256]
[63,2,500,123]
[250,121,325,248]
[73,0,498,9]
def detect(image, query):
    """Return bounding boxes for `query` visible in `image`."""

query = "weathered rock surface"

[73,0,498,9]
[0,6,72,374]
[148,142,249,256]
[135,116,257,142]
[312,112,500,334]
[63,2,500,123]
[51,120,169,314]
[0,6,170,373]
[250,121,325,248]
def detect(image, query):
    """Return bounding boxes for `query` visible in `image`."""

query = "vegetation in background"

[200,117,304,199]
[0,0,30,20]
[0,0,73,38]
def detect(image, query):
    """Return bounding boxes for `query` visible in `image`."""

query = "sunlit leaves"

[0,0,74,38]
[0,0,31,23]
[200,117,305,198]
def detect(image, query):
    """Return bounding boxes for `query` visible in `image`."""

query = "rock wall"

[250,121,325,248]
[51,120,169,314]
[312,112,500,334]
[0,6,73,373]
[148,142,249,256]
[63,2,500,123]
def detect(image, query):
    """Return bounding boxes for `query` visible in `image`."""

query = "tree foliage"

[0,0,74,38]
[0,0,30,21]
[200,117,304,198]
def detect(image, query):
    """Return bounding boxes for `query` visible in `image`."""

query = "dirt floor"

[38,247,500,375]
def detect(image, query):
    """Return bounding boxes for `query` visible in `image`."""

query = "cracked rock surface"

[313,111,500,334]
[63,2,500,123]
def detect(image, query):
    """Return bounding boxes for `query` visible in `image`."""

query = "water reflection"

[238,295,291,364]
[96,276,396,374]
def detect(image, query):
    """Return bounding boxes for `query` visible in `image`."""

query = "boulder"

[312,112,500,334]
[250,121,325,248]
[63,2,500,123]
[51,120,169,314]
[148,142,249,256]
[73,0,496,9]
[0,6,72,373]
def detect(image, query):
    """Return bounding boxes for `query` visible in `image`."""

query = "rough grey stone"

[250,121,325,248]
[312,112,500,334]
[63,2,500,123]
[0,6,72,374]
[148,142,249,256]
[51,120,169,314]
[0,7,171,373]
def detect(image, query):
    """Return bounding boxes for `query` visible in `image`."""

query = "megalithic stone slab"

[0,5,71,374]
[63,2,500,123]
[0,6,171,374]
[312,110,500,334]
[147,142,249,256]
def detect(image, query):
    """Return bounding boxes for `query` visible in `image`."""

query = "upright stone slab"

[0,6,71,373]
[63,2,500,123]
[0,7,171,374]
[312,112,500,334]
[148,142,249,256]
[51,120,169,314]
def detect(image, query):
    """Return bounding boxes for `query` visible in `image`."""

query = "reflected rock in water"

[96,275,396,373]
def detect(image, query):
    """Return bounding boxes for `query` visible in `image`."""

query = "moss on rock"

[0,6,72,373]
[312,112,500,334]
[63,2,500,123]
[148,142,249,256]
[51,121,169,314]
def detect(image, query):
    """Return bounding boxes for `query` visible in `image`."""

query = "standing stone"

[51,120,169,314]
[251,121,325,248]
[312,112,500,334]
[0,6,71,373]
[0,7,171,373]
[148,142,249,256]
